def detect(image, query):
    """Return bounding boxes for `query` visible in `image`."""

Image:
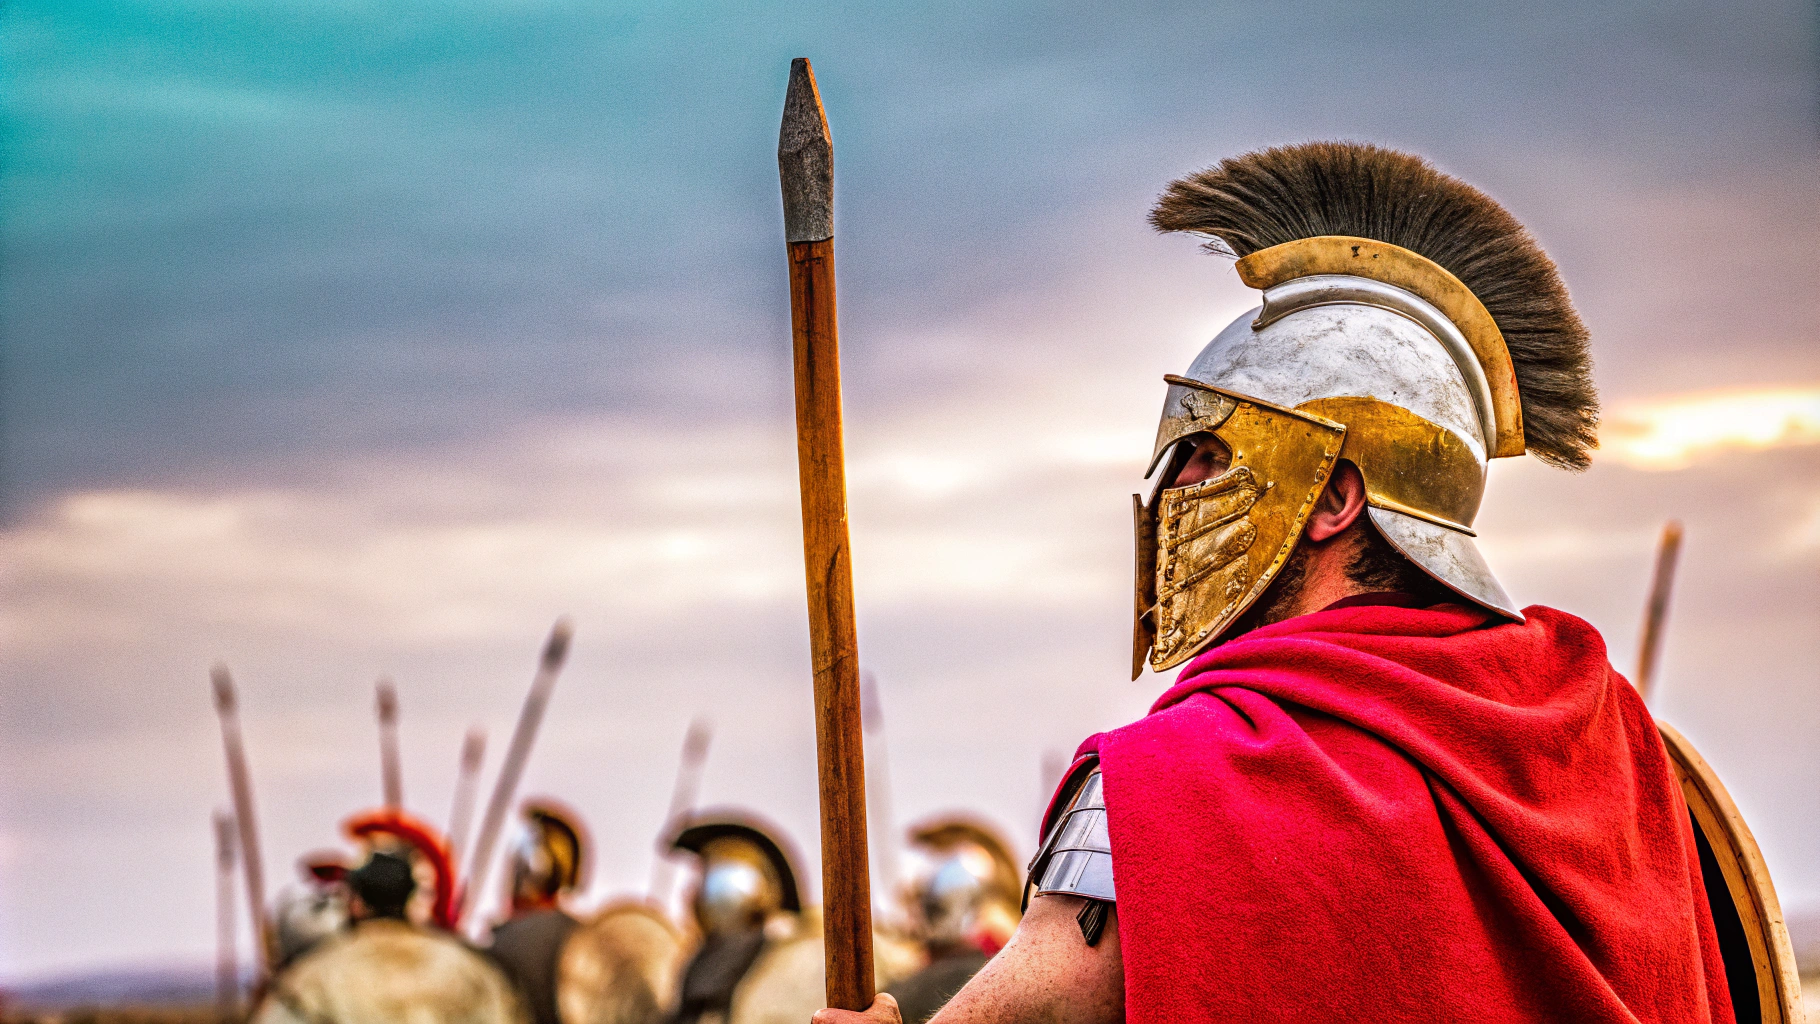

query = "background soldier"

[885,819,1021,1024]
[256,847,525,1024]
[818,141,1735,1024]
[491,801,589,1024]
[667,817,804,1024]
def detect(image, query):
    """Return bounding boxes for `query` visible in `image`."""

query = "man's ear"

[1305,461,1368,543]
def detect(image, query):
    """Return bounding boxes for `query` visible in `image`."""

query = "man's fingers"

[811,993,902,1024]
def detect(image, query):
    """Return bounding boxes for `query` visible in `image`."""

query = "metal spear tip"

[210,663,236,712]
[460,727,487,766]
[779,57,833,244]
[542,617,575,669]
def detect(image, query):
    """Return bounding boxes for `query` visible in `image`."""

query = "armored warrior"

[255,816,525,1024]
[490,801,589,1024]
[669,815,917,1024]
[884,819,1022,1024]
[817,143,1742,1023]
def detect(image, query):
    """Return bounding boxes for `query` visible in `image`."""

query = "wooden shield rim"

[1658,721,1805,1023]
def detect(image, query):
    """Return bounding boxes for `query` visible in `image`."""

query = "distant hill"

[0,964,244,1010]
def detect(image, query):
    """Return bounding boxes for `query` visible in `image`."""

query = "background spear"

[860,673,900,922]
[447,725,487,875]
[647,717,713,909]
[1635,520,1685,701]
[376,678,404,810]
[459,619,574,930]
[779,57,875,1013]
[213,809,239,1022]
[210,665,271,976]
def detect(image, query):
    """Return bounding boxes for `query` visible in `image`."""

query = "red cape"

[1070,602,1730,1023]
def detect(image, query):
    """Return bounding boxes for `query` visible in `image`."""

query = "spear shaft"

[448,726,487,875]
[211,665,271,975]
[377,678,403,810]
[459,620,574,928]
[647,717,713,906]
[213,810,239,1022]
[1635,520,1684,701]
[779,57,874,1013]
[860,673,899,920]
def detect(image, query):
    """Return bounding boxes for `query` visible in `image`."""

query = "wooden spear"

[1635,520,1685,701]
[458,619,574,928]
[447,726,487,875]
[376,678,404,810]
[210,665,271,975]
[647,717,713,907]
[779,57,875,1013]
[213,809,239,1022]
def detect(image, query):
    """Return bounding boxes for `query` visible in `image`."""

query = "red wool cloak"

[1070,602,1730,1023]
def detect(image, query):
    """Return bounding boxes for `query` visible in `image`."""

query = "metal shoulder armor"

[1027,763,1115,903]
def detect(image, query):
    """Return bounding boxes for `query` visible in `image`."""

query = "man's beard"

[1225,540,1313,639]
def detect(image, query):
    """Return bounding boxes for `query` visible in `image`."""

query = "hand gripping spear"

[779,58,875,1013]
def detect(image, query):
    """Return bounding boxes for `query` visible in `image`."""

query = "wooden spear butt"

[791,220,877,1019]
[780,56,874,1012]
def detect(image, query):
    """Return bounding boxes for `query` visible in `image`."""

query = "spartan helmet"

[508,801,587,910]
[1132,142,1599,676]
[672,817,803,936]
[903,818,1022,951]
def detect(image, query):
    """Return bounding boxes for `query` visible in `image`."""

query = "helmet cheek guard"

[1133,236,1533,677]
[1134,388,1346,677]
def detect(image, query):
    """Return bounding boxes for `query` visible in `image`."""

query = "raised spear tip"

[210,663,236,712]
[376,679,398,720]
[542,617,575,669]
[779,57,833,244]
[460,727,487,767]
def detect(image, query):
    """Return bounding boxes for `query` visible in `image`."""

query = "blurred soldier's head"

[903,818,1022,955]
[342,809,457,929]
[347,850,417,922]
[507,800,588,913]
[672,817,802,936]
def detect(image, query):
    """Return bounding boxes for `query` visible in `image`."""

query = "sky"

[2,0,1818,983]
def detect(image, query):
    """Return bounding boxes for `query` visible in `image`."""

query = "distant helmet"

[507,800,588,911]
[903,818,1021,952]
[671,816,802,936]
[1133,142,1599,676]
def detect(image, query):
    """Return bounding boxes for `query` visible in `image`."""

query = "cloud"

[1599,386,1820,470]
